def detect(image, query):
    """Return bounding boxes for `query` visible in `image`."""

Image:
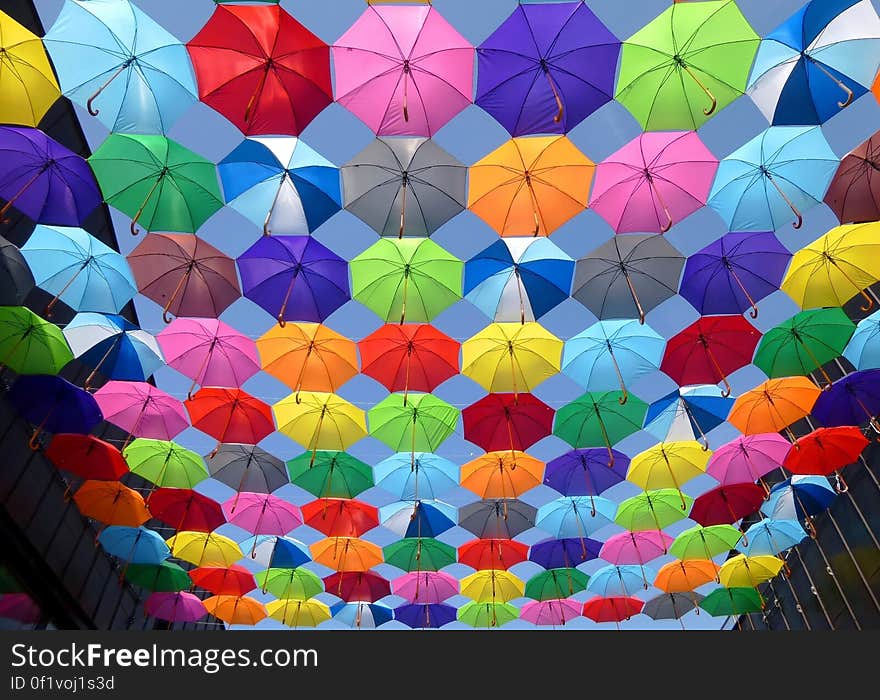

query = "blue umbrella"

[586,563,654,597]
[562,319,665,404]
[8,374,102,448]
[43,0,197,134]
[812,369,880,431]
[98,526,170,566]
[644,385,734,449]
[463,238,574,323]
[535,496,617,540]
[20,225,137,317]
[528,537,602,569]
[332,601,393,629]
[62,313,164,389]
[379,500,457,539]
[843,309,880,369]
[761,475,837,536]
[240,535,312,570]
[747,0,880,125]
[394,602,457,629]
[737,519,808,556]
[707,126,839,231]
[218,137,341,236]
[373,452,459,501]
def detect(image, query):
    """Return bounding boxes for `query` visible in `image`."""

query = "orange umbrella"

[203,595,267,626]
[310,536,383,572]
[728,376,821,442]
[460,450,545,499]
[468,136,594,237]
[73,480,150,527]
[256,322,358,398]
[654,559,720,593]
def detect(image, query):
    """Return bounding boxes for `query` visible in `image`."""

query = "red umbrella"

[690,483,764,527]
[462,393,554,454]
[145,487,226,533]
[187,4,332,136]
[189,564,257,596]
[582,595,644,626]
[323,571,390,602]
[823,129,880,224]
[661,315,761,397]
[184,388,275,457]
[785,425,868,493]
[301,498,379,537]
[457,538,529,571]
[45,433,128,482]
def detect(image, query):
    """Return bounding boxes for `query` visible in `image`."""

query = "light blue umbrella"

[562,319,665,404]
[707,126,839,231]
[331,602,394,629]
[379,500,457,539]
[373,452,459,501]
[536,496,617,540]
[843,309,880,369]
[20,225,137,317]
[737,519,808,556]
[98,525,169,565]
[644,385,734,449]
[463,238,574,323]
[586,563,654,597]
[43,0,197,134]
[218,137,341,236]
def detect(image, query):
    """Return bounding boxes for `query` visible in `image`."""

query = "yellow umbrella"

[461,322,562,394]
[781,222,880,312]
[0,11,60,126]
[718,554,784,588]
[166,531,242,567]
[266,598,331,628]
[273,391,367,458]
[460,569,524,603]
[310,536,383,572]
[627,441,711,509]
[203,595,267,626]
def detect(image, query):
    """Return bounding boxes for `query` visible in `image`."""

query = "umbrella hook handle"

[87,61,130,116]
[679,61,716,117]
[763,170,802,229]
[834,472,849,495]
[803,53,854,109]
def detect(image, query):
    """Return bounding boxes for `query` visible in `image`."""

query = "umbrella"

[463,394,553,454]
[145,488,225,533]
[644,385,733,449]
[190,565,257,597]
[89,133,223,236]
[323,572,390,603]
[699,587,763,616]
[475,2,619,136]
[615,0,760,130]
[746,0,880,124]
[824,130,880,223]
[203,596,266,626]
[157,318,260,399]
[706,433,792,494]
[123,438,208,490]
[552,391,648,465]
[45,434,127,482]
[784,426,867,492]
[267,599,331,628]
[237,235,350,326]
[718,554,784,588]
[20,225,137,317]
[520,599,582,626]
[394,602,457,629]
[0,235,35,305]
[661,315,761,397]
[679,232,791,319]
[126,562,190,593]
[642,592,703,627]
[459,499,537,539]
[224,493,302,538]
[350,238,461,324]
[464,238,574,324]
[383,537,456,572]
[144,591,206,623]
[94,380,188,444]
[812,369,880,432]
[166,531,242,568]
[0,10,59,127]
[582,596,643,626]
[218,137,340,236]
[332,602,393,629]
[374,452,458,501]
[754,308,856,388]
[460,570,524,603]
[241,535,310,569]
[185,388,275,456]
[529,537,602,569]
[587,564,654,598]
[589,131,718,233]
[73,480,149,528]
[461,322,562,395]
[654,559,720,593]
[98,526,169,566]
[460,451,544,500]
[762,475,837,536]
[379,500,456,539]
[600,531,674,566]
[367,392,458,454]
[690,483,765,526]
[256,322,358,398]
[0,126,101,225]
[543,448,629,497]
[393,571,459,603]
[535,496,617,542]
[207,444,288,495]
[524,569,590,601]
[187,4,331,136]
[273,391,367,457]
[255,568,322,600]
[572,235,684,324]
[843,312,880,369]
[562,319,665,403]
[0,306,72,376]
[615,489,694,533]
[707,126,839,230]
[332,4,473,136]
[669,524,743,562]
[127,233,241,323]
[342,137,466,238]
[627,441,711,508]
[8,375,102,449]
[458,539,529,571]
[359,324,459,395]
[738,519,808,557]
[458,601,519,628]
[302,498,379,538]
[287,450,373,499]
[728,376,821,441]
[467,136,594,237]
[310,537,383,572]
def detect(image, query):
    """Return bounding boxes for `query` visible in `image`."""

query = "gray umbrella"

[0,235,35,305]
[207,444,288,494]
[341,137,467,238]
[458,499,537,539]
[642,591,705,630]
[573,234,684,323]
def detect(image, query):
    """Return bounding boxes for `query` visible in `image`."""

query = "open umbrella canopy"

[553,391,648,461]
[543,448,629,497]
[588,565,654,599]
[144,591,206,623]
[583,595,643,624]
[379,500,456,539]
[0,306,72,375]
[785,425,867,481]
[728,376,821,439]
[812,369,880,431]
[367,393,458,453]
[536,495,617,540]
[463,393,553,454]
[310,537,383,572]
[267,599,331,628]
[456,539,527,573]
[521,599,582,626]
[460,450,544,500]
[185,388,275,449]
[126,561,190,593]
[627,441,711,498]
[99,526,169,565]
[45,433,128,481]
[190,565,256,597]
[600,530,674,565]
[166,531,242,568]
[762,475,837,523]
[223,493,302,536]
[718,554,784,588]
[204,596,267,626]
[525,568,590,601]
[322,572,389,606]
[287,450,373,499]
[643,592,703,623]
[738,519,808,557]
[459,499,537,540]
[8,375,103,444]
[699,587,763,617]
[458,601,519,628]
[669,524,742,560]
[302,498,379,538]
[0,235,35,305]
[95,380,188,442]
[824,130,880,223]
[241,535,311,570]
[394,602,457,629]
[384,537,456,573]
[393,571,459,604]
[273,391,367,452]
[374,452,458,502]
[654,559,720,592]
[123,438,209,490]
[255,567,322,600]
[645,385,733,448]
[528,537,601,569]
[207,444,288,495]
[145,488,225,533]
[359,324,459,394]
[615,489,694,532]
[843,311,880,369]
[0,10,60,127]
[332,602,393,629]
[706,433,792,486]
[460,569,524,603]
[691,483,765,526]
[73,480,150,527]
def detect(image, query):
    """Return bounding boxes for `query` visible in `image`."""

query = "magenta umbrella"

[391,571,459,604]
[520,599,581,626]
[332,4,473,136]
[223,492,302,539]
[706,433,791,496]
[93,380,189,446]
[589,131,718,233]
[157,318,260,400]
[599,530,674,565]
[144,591,206,623]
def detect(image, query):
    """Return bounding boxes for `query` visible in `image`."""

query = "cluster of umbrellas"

[2,0,880,630]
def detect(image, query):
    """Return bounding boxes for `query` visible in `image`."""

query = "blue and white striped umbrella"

[644,385,734,447]
[332,602,394,629]
[379,500,458,539]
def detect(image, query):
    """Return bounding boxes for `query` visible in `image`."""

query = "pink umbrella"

[0,593,42,624]
[600,530,674,564]
[706,433,791,496]
[332,4,473,136]
[520,599,581,627]
[94,380,189,446]
[157,318,260,399]
[391,571,459,604]
[589,131,718,233]
[223,492,302,540]
[144,591,207,623]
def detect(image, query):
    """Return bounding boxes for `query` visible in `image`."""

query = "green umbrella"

[615,488,693,532]
[88,133,223,236]
[383,537,456,572]
[615,0,760,131]
[122,438,209,488]
[255,567,323,600]
[457,601,519,628]
[524,568,589,601]
[0,306,72,375]
[699,586,763,617]
[125,561,191,592]
[286,451,374,499]
[368,393,459,455]
[753,307,855,388]
[350,238,462,324]
[669,524,742,562]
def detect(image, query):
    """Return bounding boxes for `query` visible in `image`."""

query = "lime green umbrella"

[368,393,459,454]
[0,305,72,375]
[615,488,693,532]
[350,238,462,324]
[122,438,209,488]
[524,568,589,601]
[255,567,323,600]
[615,0,760,131]
[125,561,191,592]
[383,537,456,572]
[753,308,855,389]
[699,586,763,617]
[88,133,223,236]
[669,524,742,562]
[286,451,374,499]
[458,601,519,628]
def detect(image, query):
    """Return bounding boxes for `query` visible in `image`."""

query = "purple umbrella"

[0,126,101,226]
[529,537,602,569]
[543,448,629,496]
[812,369,880,432]
[393,602,457,629]
[144,591,207,623]
[8,375,103,449]
[236,236,350,326]
[679,232,791,319]
[476,2,620,137]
